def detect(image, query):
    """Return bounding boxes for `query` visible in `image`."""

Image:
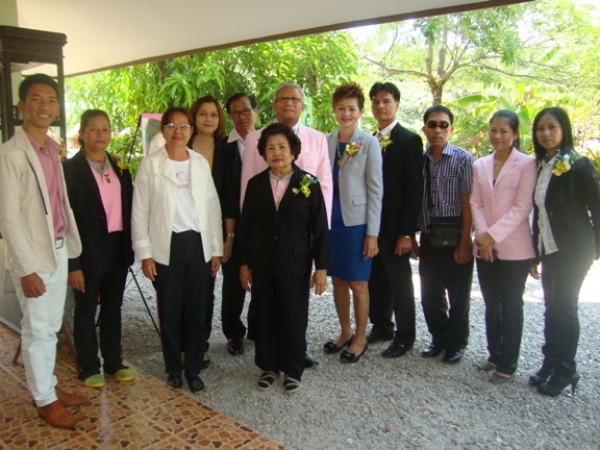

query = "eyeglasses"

[88,127,112,134]
[276,97,303,105]
[230,108,253,118]
[163,123,193,131]
[425,121,451,129]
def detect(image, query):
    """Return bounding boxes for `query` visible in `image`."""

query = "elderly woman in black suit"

[189,95,241,367]
[238,123,329,394]
[63,110,135,388]
[530,106,600,397]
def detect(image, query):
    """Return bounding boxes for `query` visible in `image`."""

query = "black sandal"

[283,376,301,394]
[257,371,278,391]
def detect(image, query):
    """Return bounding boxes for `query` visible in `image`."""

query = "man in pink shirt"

[0,74,86,430]
[240,82,332,367]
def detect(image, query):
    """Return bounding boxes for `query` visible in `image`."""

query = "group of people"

[0,73,598,430]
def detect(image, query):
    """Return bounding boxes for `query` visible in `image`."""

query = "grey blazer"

[327,127,383,236]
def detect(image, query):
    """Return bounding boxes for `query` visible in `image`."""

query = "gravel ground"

[121,259,600,450]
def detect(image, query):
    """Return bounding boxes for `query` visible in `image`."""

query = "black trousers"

[73,232,128,379]
[153,231,211,379]
[540,247,593,377]
[220,238,251,341]
[368,247,416,345]
[419,233,474,349]
[252,272,310,380]
[476,257,531,375]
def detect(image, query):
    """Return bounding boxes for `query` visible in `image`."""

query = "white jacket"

[131,146,223,265]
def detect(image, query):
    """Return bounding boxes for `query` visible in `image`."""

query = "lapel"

[494,149,518,188]
[155,147,179,186]
[14,128,52,212]
[276,165,302,216]
[72,150,103,203]
[329,128,362,170]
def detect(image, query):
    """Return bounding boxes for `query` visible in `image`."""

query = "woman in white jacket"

[131,107,222,393]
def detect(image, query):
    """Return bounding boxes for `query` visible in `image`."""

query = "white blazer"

[0,128,81,278]
[131,146,223,265]
[326,127,383,236]
[471,148,537,260]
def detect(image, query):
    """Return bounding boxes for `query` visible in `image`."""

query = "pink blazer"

[240,123,333,224]
[470,148,537,261]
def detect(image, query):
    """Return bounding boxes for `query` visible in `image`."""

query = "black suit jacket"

[238,165,329,277]
[378,123,424,248]
[532,152,600,259]
[63,150,134,273]
[212,138,241,227]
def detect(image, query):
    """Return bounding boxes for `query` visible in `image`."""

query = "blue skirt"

[327,197,372,281]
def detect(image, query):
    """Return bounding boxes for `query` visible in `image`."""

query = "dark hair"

[19,73,59,102]
[78,109,111,147]
[369,82,400,102]
[257,123,301,161]
[489,109,521,150]
[332,82,365,110]
[161,107,193,128]
[532,107,574,162]
[423,105,454,125]
[190,95,225,140]
[225,93,257,113]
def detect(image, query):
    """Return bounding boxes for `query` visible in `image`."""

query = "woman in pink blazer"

[471,110,537,383]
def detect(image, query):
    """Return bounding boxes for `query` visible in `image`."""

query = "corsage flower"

[59,141,67,161]
[113,153,129,175]
[293,174,318,198]
[378,133,393,152]
[345,141,362,160]
[552,150,579,176]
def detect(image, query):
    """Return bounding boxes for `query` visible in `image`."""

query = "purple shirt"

[27,134,67,238]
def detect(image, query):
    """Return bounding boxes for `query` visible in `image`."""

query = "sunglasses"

[426,121,451,129]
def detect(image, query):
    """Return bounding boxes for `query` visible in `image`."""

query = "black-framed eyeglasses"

[276,97,303,105]
[230,108,253,118]
[425,121,450,129]
[163,123,193,131]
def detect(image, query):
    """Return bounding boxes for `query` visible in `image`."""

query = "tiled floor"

[0,323,285,449]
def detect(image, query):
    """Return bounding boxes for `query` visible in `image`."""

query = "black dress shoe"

[187,376,205,393]
[323,335,354,354]
[422,343,445,358]
[537,373,579,397]
[381,341,412,358]
[366,328,394,344]
[340,344,368,363]
[226,338,244,356]
[167,375,182,389]
[442,348,462,364]
[304,353,319,368]
[528,365,552,387]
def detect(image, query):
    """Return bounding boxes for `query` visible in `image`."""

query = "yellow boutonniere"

[337,141,362,166]
[378,133,393,152]
[292,174,318,198]
[551,150,579,176]
[58,141,67,162]
[113,154,129,175]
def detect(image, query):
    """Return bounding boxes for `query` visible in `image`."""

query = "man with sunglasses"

[220,93,257,355]
[366,82,424,360]
[418,105,474,365]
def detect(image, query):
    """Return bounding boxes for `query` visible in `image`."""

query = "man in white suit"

[0,74,86,429]
[240,82,332,366]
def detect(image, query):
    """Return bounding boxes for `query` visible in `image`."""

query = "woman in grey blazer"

[323,82,383,363]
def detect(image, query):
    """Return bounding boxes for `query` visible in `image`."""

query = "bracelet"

[227,232,235,238]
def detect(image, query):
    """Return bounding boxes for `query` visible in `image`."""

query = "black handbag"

[428,217,462,248]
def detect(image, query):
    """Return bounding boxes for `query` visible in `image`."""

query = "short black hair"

[423,105,454,125]
[225,93,257,113]
[19,73,60,102]
[369,82,400,102]
[257,123,301,161]
[78,109,111,147]
[532,107,574,162]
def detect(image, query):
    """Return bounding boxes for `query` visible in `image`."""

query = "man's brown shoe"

[37,400,77,430]
[55,386,89,407]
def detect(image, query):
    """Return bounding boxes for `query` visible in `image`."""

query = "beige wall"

[0,0,18,25]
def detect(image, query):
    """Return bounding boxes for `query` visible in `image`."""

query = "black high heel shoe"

[324,335,354,354]
[340,343,368,363]
[528,365,552,387]
[537,373,580,398]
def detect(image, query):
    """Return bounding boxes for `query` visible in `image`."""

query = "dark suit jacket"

[238,165,329,277]
[212,138,241,228]
[378,123,424,248]
[532,152,600,259]
[63,150,134,273]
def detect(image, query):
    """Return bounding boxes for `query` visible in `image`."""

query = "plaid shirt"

[418,141,474,233]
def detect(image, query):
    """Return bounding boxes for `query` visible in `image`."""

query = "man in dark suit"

[367,82,424,358]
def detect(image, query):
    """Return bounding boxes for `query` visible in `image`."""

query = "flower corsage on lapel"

[293,174,318,198]
[378,133,393,153]
[337,141,362,166]
[552,149,579,176]
[113,153,129,175]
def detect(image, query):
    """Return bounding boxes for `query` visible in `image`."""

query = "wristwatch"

[227,232,235,238]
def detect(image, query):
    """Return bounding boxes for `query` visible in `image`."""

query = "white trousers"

[12,246,68,407]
